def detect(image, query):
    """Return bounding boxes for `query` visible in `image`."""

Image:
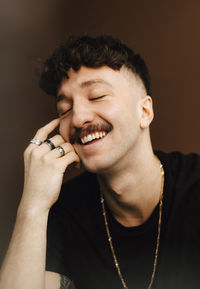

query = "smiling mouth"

[80,131,107,145]
[70,123,112,145]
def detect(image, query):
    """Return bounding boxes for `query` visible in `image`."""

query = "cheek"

[59,119,70,142]
[101,102,122,119]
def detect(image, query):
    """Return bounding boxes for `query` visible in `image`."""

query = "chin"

[82,164,105,174]
[81,158,116,175]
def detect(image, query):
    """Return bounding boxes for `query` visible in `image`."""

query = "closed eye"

[90,95,106,101]
[58,108,72,117]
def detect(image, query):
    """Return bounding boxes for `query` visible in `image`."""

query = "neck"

[97,150,164,227]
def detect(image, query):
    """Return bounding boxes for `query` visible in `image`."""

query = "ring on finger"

[44,139,56,150]
[30,138,43,145]
[56,146,65,157]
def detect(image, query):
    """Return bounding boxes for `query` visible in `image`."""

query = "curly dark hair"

[39,35,151,96]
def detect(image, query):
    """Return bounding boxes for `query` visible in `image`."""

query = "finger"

[58,151,80,171]
[43,142,74,159]
[38,135,65,154]
[27,119,60,153]
[32,118,60,143]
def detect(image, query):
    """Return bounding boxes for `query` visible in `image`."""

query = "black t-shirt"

[46,151,200,289]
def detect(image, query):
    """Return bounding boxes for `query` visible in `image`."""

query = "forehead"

[57,66,141,96]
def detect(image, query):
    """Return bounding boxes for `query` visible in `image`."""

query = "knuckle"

[41,154,51,164]
[71,150,78,158]
[31,148,41,160]
[41,154,56,168]
[71,151,77,157]
[55,134,64,142]
[65,143,74,152]
[68,143,74,150]
[69,151,78,161]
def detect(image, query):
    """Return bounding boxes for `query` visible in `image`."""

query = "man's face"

[57,66,153,173]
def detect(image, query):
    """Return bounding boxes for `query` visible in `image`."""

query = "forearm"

[0,206,49,289]
[0,119,79,289]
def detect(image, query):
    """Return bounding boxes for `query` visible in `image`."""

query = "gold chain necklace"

[100,163,164,289]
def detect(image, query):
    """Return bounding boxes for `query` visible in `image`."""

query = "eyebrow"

[80,78,113,88]
[56,78,113,104]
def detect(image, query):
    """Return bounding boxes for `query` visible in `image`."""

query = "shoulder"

[155,150,200,166]
[156,150,200,215]
[155,150,200,184]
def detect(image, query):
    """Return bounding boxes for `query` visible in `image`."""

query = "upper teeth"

[81,131,106,144]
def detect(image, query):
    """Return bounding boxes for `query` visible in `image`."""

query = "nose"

[71,98,94,129]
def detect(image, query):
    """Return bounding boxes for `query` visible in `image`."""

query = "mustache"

[70,123,112,144]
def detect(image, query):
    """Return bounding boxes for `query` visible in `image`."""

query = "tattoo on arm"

[59,274,71,289]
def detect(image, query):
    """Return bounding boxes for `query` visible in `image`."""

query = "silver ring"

[44,139,55,150]
[30,138,43,145]
[56,146,65,157]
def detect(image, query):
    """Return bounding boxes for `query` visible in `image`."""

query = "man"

[0,35,200,289]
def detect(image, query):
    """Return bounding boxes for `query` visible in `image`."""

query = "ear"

[140,96,154,129]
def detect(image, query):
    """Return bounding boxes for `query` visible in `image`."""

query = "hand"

[20,119,80,214]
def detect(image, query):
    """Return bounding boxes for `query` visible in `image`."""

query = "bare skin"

[0,119,79,289]
[0,66,161,288]
[58,66,162,227]
[98,152,163,227]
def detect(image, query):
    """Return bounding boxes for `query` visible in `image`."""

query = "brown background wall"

[0,0,200,264]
